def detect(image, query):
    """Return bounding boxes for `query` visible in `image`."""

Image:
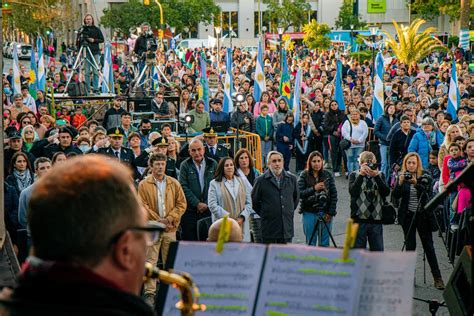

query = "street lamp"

[183,27,189,39]
[350,24,354,50]
[229,26,233,50]
[170,26,176,50]
[215,26,221,66]
[262,25,267,49]
[277,26,284,71]
[368,25,379,79]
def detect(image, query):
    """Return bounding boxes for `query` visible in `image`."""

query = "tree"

[335,0,366,30]
[302,19,331,51]
[409,0,474,24]
[100,0,220,36]
[264,0,311,32]
[384,19,447,72]
[5,0,75,37]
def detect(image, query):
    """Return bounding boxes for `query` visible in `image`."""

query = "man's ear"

[112,230,135,271]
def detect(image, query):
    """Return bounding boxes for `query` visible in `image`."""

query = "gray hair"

[13,93,23,100]
[421,117,436,128]
[267,150,283,163]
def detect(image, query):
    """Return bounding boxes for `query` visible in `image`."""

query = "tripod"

[64,44,108,95]
[131,57,171,96]
[413,298,447,316]
[308,215,337,247]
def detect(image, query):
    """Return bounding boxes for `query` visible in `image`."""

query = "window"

[220,11,238,38]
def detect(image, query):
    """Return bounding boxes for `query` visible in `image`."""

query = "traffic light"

[143,0,150,5]
[2,2,12,14]
[158,29,164,39]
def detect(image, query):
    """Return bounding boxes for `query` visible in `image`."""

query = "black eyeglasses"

[109,221,165,246]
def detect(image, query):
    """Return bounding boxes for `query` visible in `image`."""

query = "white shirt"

[154,176,167,217]
[341,120,368,148]
[193,159,206,192]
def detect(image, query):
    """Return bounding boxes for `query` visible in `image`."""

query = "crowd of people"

[2,18,474,308]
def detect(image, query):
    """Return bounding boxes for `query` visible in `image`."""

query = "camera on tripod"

[77,26,90,47]
[307,190,328,209]
[144,32,158,62]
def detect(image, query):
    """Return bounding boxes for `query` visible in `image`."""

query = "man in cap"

[103,96,126,130]
[135,137,178,179]
[202,127,229,162]
[4,129,36,176]
[31,127,82,159]
[97,127,135,166]
[209,98,230,132]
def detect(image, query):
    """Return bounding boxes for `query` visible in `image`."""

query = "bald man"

[207,218,243,242]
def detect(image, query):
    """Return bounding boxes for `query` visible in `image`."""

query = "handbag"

[381,198,397,225]
[339,121,352,151]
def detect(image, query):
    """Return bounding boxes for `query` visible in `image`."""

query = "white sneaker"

[334,172,341,177]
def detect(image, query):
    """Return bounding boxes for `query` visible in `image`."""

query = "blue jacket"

[256,114,274,140]
[408,128,442,168]
[374,115,398,145]
[276,122,294,146]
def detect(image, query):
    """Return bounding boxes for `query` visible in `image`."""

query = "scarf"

[14,169,32,192]
[219,177,246,220]
[295,123,311,155]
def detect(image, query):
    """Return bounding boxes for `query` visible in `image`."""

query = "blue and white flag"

[223,48,233,113]
[199,52,210,112]
[36,37,46,92]
[101,41,114,94]
[372,51,385,121]
[293,68,302,127]
[253,39,266,102]
[152,66,160,91]
[12,43,21,95]
[459,29,470,50]
[447,58,460,119]
[334,59,345,110]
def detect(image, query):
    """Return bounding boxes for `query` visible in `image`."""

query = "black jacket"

[298,169,337,216]
[4,182,19,244]
[392,172,434,226]
[322,109,344,136]
[30,140,83,159]
[205,144,230,162]
[133,34,156,57]
[135,152,178,179]
[251,170,299,240]
[77,25,104,55]
[0,263,154,316]
[230,110,255,133]
[389,129,415,167]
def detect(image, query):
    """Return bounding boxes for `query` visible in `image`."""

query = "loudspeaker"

[443,246,473,316]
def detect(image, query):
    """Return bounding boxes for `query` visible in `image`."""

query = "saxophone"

[144,263,206,316]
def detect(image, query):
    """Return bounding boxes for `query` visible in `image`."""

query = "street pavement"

[292,174,452,316]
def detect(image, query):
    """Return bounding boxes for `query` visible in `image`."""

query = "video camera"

[143,31,158,62]
[77,25,90,47]
[306,190,328,210]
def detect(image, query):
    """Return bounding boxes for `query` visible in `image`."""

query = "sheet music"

[254,244,365,316]
[357,251,416,316]
[161,242,266,315]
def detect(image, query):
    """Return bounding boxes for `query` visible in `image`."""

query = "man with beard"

[251,151,299,244]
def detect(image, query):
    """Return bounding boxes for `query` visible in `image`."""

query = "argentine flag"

[223,48,233,113]
[293,68,302,127]
[371,52,385,121]
[152,66,160,91]
[101,42,114,94]
[334,59,345,110]
[199,52,210,112]
[253,40,266,102]
[36,37,46,92]
[447,58,460,120]
[12,43,21,94]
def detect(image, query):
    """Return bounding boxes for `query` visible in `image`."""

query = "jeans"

[261,139,273,167]
[84,51,100,92]
[322,136,330,163]
[379,144,389,180]
[401,211,441,278]
[346,147,364,173]
[329,135,341,172]
[302,212,332,247]
[354,223,384,251]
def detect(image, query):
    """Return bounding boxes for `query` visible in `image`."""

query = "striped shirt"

[408,184,418,212]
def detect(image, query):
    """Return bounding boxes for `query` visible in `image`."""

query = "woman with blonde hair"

[438,124,463,169]
[21,125,39,152]
[392,152,445,289]
[341,108,368,174]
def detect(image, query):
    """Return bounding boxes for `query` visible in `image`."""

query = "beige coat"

[138,175,187,233]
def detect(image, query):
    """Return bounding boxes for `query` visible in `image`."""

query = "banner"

[367,0,386,13]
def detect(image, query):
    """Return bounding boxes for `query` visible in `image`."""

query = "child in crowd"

[447,142,469,216]
[427,150,440,191]
[71,105,87,129]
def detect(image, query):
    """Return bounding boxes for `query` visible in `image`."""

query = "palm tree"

[384,19,446,73]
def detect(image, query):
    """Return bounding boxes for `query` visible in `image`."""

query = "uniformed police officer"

[202,127,230,162]
[98,127,135,165]
[135,137,178,179]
